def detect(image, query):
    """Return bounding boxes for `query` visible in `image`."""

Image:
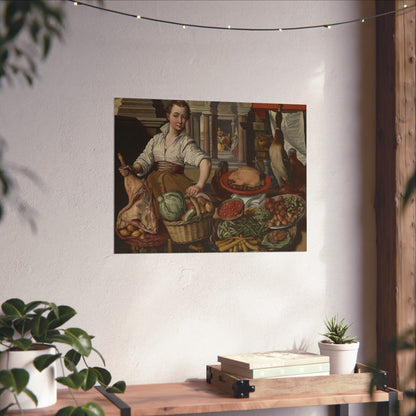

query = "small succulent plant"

[321,315,357,344]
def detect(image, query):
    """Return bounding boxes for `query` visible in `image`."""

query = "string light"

[67,0,416,32]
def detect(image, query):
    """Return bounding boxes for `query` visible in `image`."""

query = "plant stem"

[13,392,24,416]
[55,346,78,407]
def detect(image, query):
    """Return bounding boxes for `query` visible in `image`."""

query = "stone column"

[191,112,201,145]
[203,114,210,155]
[210,102,219,159]
[237,115,247,163]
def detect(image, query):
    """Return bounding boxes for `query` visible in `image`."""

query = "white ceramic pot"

[318,341,359,375]
[0,344,57,409]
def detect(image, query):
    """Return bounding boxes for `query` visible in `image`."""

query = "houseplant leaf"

[33,353,61,371]
[64,349,81,371]
[80,368,97,391]
[56,372,86,390]
[24,300,48,313]
[52,328,92,356]
[0,368,29,393]
[1,298,25,317]
[30,314,49,339]
[13,317,32,337]
[9,338,32,350]
[22,387,38,406]
[106,381,126,394]
[0,327,14,339]
[92,367,111,387]
[0,403,15,416]
[47,305,76,329]
[56,402,105,416]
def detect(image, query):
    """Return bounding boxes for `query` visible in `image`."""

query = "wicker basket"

[163,197,213,244]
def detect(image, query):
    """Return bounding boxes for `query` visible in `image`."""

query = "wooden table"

[16,379,402,416]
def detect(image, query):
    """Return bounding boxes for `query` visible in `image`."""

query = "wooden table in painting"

[16,377,402,416]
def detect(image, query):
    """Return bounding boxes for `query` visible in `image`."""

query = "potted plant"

[0,298,125,415]
[318,315,360,375]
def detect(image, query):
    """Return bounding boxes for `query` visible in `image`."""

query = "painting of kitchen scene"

[114,98,306,253]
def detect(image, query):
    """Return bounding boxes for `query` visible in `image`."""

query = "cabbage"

[158,191,186,221]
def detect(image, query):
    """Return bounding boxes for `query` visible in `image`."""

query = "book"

[220,361,330,379]
[217,351,329,370]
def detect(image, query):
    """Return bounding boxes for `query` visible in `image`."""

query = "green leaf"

[80,369,97,391]
[92,367,111,387]
[91,347,105,366]
[52,328,91,357]
[24,301,48,313]
[55,403,105,416]
[81,402,105,416]
[13,317,32,336]
[33,353,61,372]
[0,403,16,416]
[0,326,14,339]
[42,34,51,59]
[55,406,76,416]
[0,368,29,393]
[56,372,85,390]
[2,298,25,316]
[31,314,49,339]
[23,387,38,406]
[106,381,126,394]
[64,349,81,371]
[10,338,32,350]
[47,305,76,329]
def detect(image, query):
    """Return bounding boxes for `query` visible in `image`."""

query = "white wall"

[0,1,376,415]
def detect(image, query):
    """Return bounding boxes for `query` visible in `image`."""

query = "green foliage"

[0,0,65,87]
[321,314,357,344]
[0,0,66,228]
[0,298,126,415]
[56,402,105,416]
[369,326,415,416]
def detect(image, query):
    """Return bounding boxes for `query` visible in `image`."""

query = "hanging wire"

[68,0,416,32]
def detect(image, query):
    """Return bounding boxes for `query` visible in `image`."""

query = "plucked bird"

[269,111,291,189]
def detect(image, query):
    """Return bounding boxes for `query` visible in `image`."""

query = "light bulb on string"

[65,0,416,33]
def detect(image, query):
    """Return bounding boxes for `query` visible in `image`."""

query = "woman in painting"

[119,100,212,214]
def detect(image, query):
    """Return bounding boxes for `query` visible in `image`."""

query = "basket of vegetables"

[159,191,214,244]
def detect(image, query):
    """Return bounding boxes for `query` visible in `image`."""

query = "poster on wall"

[114,98,306,253]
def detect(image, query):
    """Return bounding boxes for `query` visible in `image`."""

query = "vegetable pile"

[215,235,259,252]
[217,216,268,240]
[264,195,305,228]
[219,199,243,219]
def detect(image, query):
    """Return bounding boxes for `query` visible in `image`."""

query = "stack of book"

[217,350,330,379]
